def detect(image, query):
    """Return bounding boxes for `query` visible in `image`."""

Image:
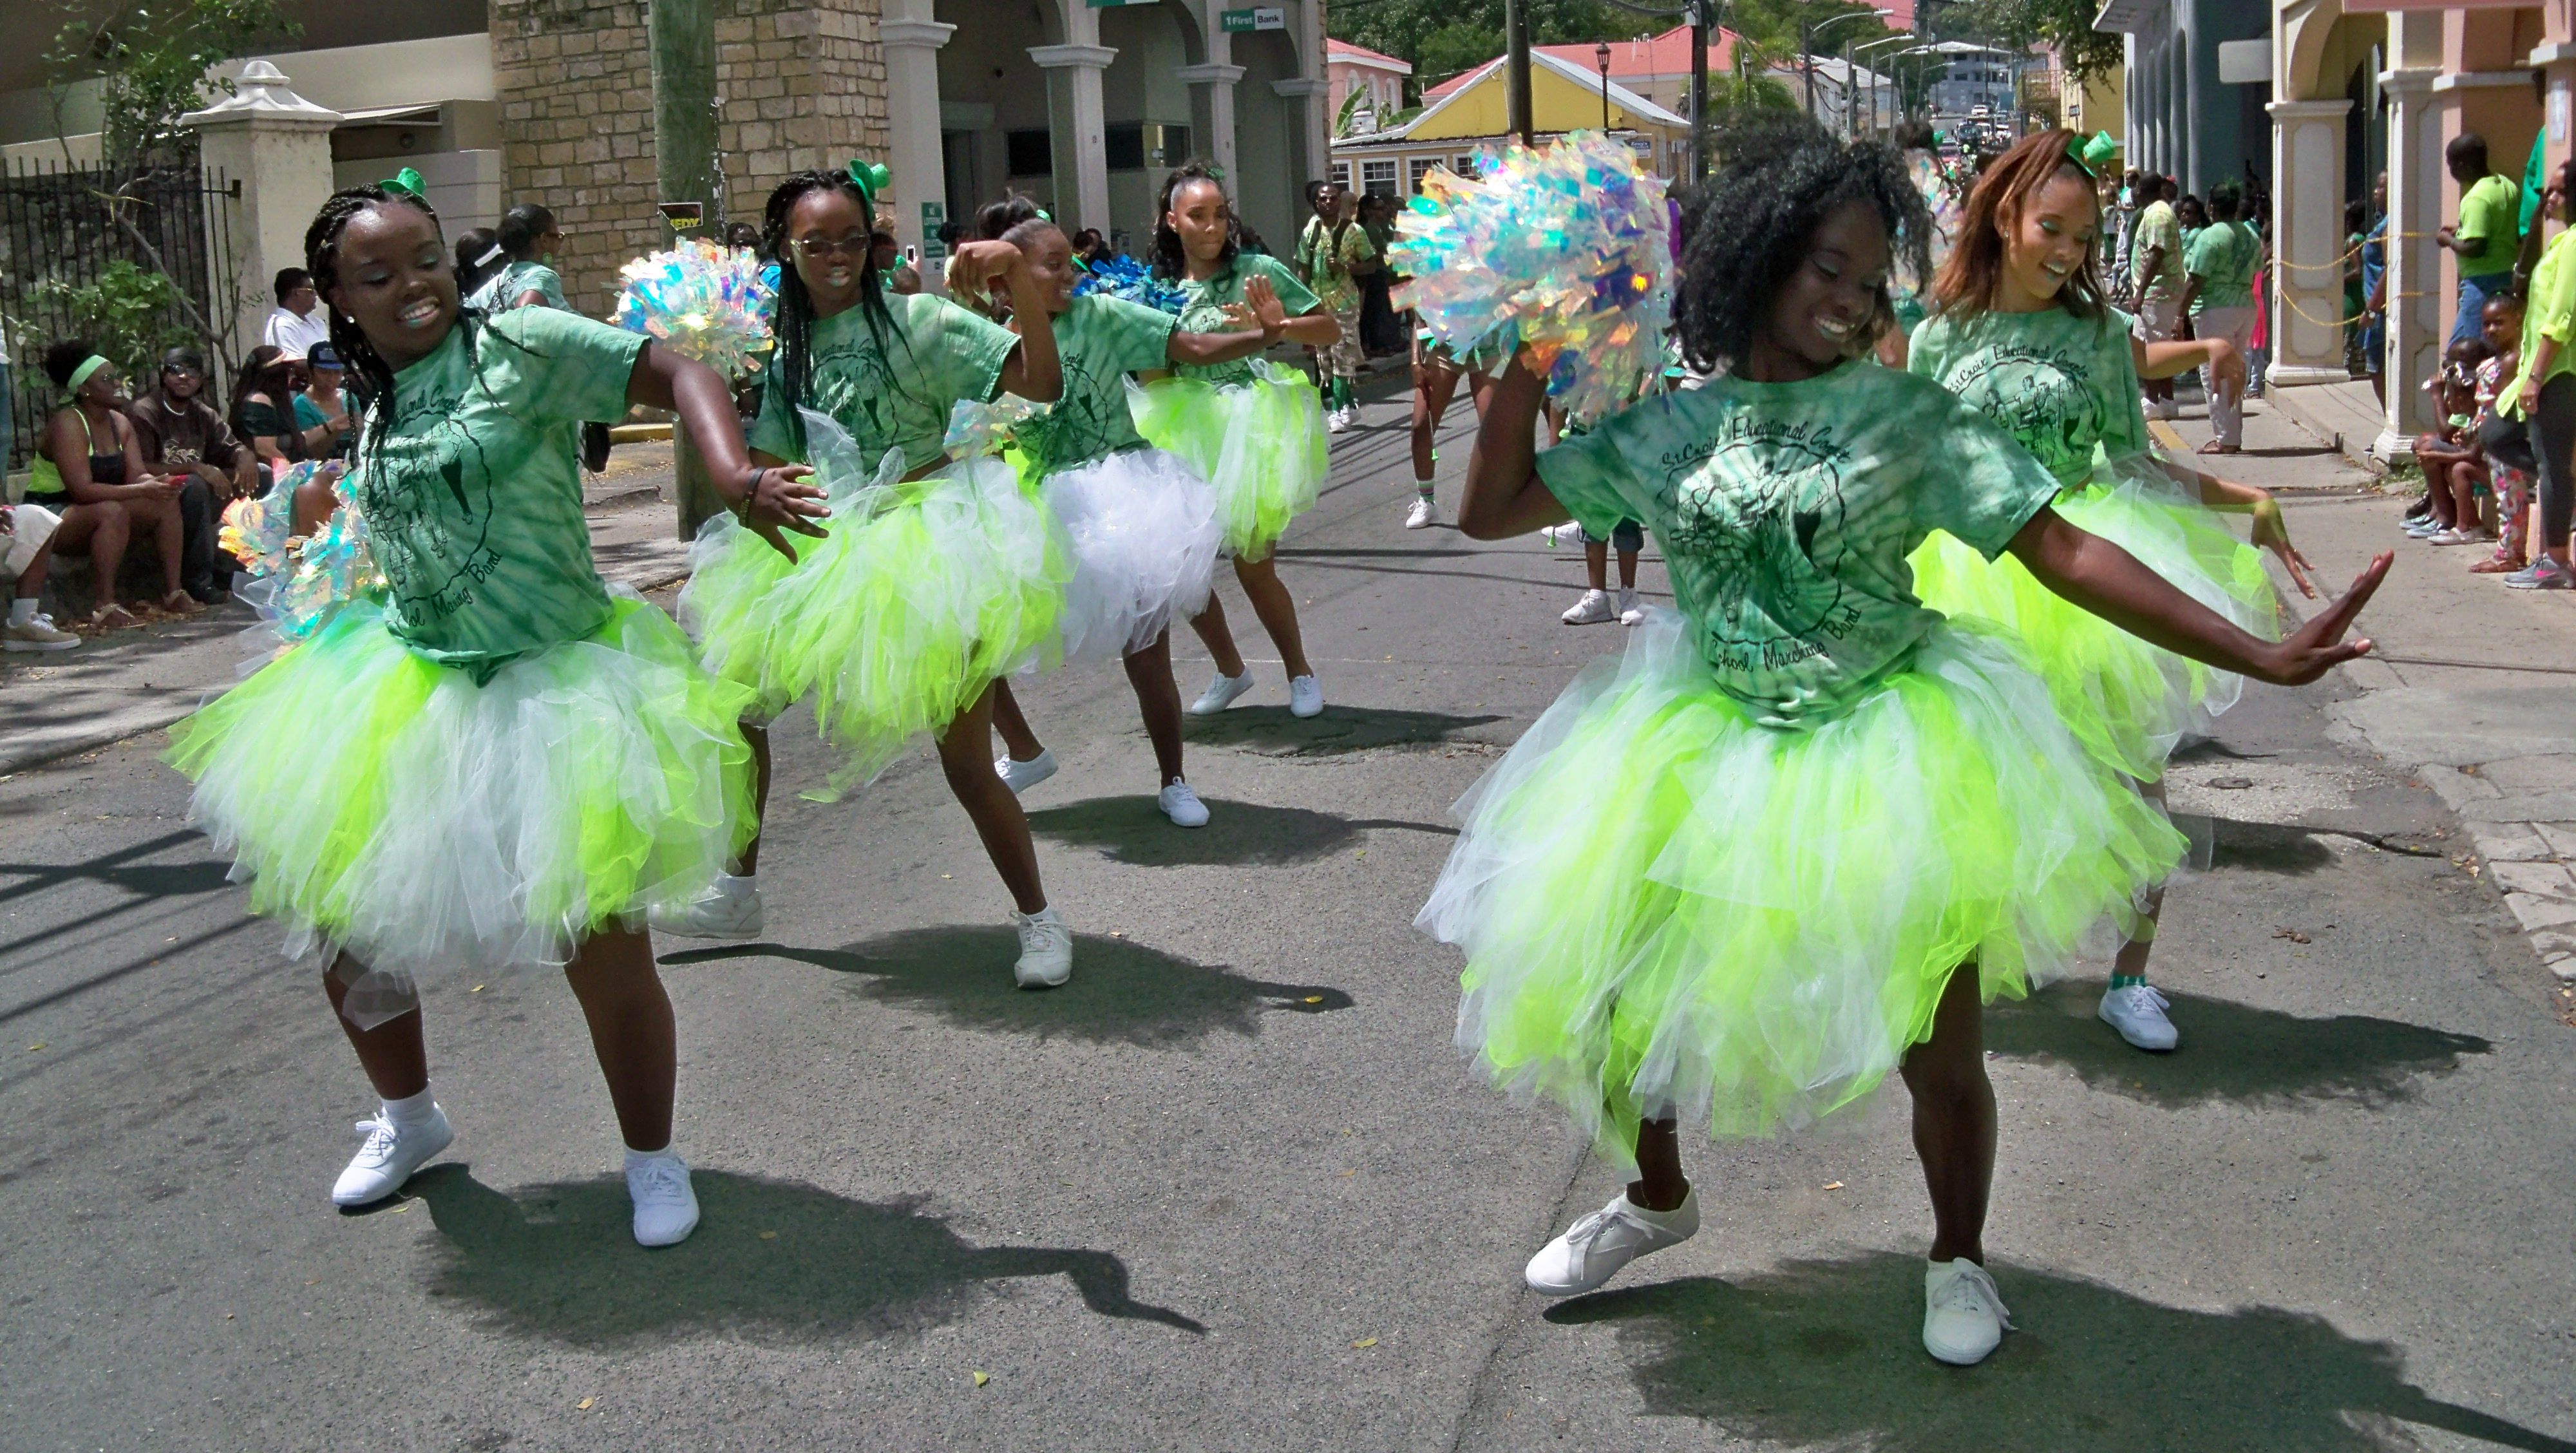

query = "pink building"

[1328,38,1413,129]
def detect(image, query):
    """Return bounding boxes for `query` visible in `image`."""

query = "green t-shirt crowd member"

[1295,215,1374,315]
[1014,292,1179,474]
[2184,220,2261,314]
[2456,173,2522,277]
[468,259,569,314]
[1908,305,2152,488]
[1534,359,2060,727]
[749,290,1019,475]
[1172,254,1319,386]
[2130,200,2183,299]
[354,307,644,679]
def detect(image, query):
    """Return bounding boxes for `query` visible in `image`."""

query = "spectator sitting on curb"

[260,267,330,361]
[128,346,257,603]
[28,340,194,627]
[0,496,75,651]
[231,345,341,477]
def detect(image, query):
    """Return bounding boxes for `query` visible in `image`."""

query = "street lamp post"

[1596,42,1612,131]
[1853,32,1913,139]
[1803,10,1891,129]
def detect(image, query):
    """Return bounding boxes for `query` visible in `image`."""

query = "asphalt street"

[3,379,2573,1452]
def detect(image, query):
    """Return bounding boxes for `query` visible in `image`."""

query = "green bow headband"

[2065,131,2120,178]
[847,158,891,205]
[379,166,426,200]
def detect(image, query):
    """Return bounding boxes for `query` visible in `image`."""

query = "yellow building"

[1329,47,1692,195]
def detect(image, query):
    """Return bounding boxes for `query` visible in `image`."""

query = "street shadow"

[1023,795,1454,868]
[663,927,1353,1049]
[1184,704,1508,756]
[1987,982,2489,1108]
[0,829,231,906]
[405,1164,1203,1347]
[2205,817,2338,875]
[1548,1253,2575,1453]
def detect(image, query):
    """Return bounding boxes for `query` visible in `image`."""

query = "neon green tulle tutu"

[1128,361,1327,560]
[1417,613,2184,1162]
[681,412,1072,795]
[167,593,756,1024]
[1910,462,2278,783]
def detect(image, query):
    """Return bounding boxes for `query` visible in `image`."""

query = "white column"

[2380,66,2445,454]
[882,3,954,283]
[2266,98,2354,387]
[1029,43,1115,233]
[1272,78,1329,187]
[1177,62,1247,184]
[182,61,342,361]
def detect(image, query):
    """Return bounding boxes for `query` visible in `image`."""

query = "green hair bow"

[847,158,892,205]
[2067,131,2120,178]
[379,166,426,200]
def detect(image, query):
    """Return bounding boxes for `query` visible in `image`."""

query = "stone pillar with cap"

[182,61,343,365]
[882,0,954,285]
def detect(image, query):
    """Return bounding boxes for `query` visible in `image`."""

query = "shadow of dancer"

[1549,1253,2575,1453]
[407,1164,1204,1345]
[1024,795,1455,868]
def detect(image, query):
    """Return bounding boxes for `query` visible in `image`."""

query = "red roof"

[1328,38,1412,72]
[1423,25,1742,99]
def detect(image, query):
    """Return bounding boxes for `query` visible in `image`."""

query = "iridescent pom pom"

[277,499,383,643]
[944,394,1043,462]
[612,238,777,376]
[217,462,314,578]
[1073,254,1189,315]
[1391,131,1674,419]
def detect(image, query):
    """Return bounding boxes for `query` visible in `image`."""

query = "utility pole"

[1688,0,1709,183]
[1504,0,1534,146]
[649,0,726,538]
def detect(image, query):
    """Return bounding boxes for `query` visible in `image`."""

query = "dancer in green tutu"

[1128,162,1343,721]
[1420,120,2387,1364]
[670,163,1084,988]
[1906,129,2318,1054]
[166,178,824,1245]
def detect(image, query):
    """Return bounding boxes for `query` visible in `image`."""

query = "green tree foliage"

[42,0,301,168]
[1329,1,1633,94]
[35,261,196,383]
[1953,0,2121,85]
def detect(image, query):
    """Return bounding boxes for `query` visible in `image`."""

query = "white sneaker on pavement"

[1327,407,1352,435]
[1541,521,1584,547]
[3,614,79,652]
[330,1105,454,1206]
[649,872,762,940]
[1922,1258,2013,1365]
[1562,589,1618,625]
[1525,1187,1699,1296]
[1013,905,1073,987]
[626,1152,700,1248]
[996,748,1057,794]
[2098,982,2179,1051]
[1615,587,1644,625]
[1288,674,1323,718]
[1404,496,1437,530]
[1189,669,1256,716]
[1158,779,1209,828]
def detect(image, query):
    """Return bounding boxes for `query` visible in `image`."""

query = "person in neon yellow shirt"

[2497,159,2576,589]
[2437,133,2522,347]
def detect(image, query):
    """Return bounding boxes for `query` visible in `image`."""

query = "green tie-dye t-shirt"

[750,291,1019,473]
[355,308,643,678]
[1908,305,2150,488]
[468,260,569,313]
[1536,359,2060,726]
[2184,221,2260,313]
[1014,293,1178,474]
[1173,254,1318,385]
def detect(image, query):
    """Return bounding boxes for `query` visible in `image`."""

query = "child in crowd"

[2409,339,2489,542]
[2474,293,2535,573]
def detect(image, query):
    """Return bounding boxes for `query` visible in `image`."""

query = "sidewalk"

[2188,390,2576,983]
[0,441,696,775]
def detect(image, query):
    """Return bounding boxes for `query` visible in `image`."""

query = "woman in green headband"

[28,339,196,627]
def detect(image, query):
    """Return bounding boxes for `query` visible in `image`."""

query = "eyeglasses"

[791,233,873,258]
[160,365,201,378]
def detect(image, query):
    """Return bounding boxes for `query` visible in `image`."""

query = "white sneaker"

[1012,904,1074,988]
[996,748,1057,794]
[1524,1187,1699,1296]
[1189,669,1256,716]
[626,1152,700,1248]
[1404,496,1437,530]
[2098,982,2179,1051]
[1922,1258,2013,1365]
[1562,589,1617,625]
[1327,407,1352,435]
[2146,398,2181,421]
[1615,587,1644,625]
[1288,674,1323,718]
[1541,521,1584,547]
[1158,779,1209,828]
[3,614,79,652]
[649,872,762,940]
[330,1105,454,1206]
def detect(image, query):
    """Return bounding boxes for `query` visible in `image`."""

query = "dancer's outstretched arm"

[1456,354,1571,540]
[2011,506,2388,685]
[628,342,825,559]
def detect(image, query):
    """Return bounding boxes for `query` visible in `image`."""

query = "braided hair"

[1149,162,1236,283]
[306,184,457,455]
[1676,116,1929,375]
[762,168,907,456]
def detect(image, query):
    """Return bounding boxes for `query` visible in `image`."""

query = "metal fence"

[0,157,241,471]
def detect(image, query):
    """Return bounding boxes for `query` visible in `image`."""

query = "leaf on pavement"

[1352,1337,1378,1349]
[972,1371,989,1387]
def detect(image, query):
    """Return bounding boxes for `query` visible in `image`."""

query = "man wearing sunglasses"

[128,347,257,603]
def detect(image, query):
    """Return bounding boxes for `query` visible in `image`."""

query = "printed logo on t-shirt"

[359,374,498,623]
[1658,418,1861,672]
[806,339,911,459]
[1942,343,2101,482]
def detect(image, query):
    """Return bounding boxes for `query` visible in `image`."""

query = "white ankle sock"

[8,598,35,626]
[625,1142,676,1171]
[382,1085,437,1126]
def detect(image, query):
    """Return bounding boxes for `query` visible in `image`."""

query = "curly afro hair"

[1676,116,1931,375]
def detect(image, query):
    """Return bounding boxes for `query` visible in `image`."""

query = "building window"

[1361,159,1398,195]
[1452,153,1479,180]
[1104,124,1193,172]
[1408,157,1436,193]
[1005,129,1052,178]
[1329,160,1352,191]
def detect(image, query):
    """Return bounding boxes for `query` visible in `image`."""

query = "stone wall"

[490,0,891,316]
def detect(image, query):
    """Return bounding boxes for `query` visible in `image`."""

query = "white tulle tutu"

[1039,445,1222,663]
